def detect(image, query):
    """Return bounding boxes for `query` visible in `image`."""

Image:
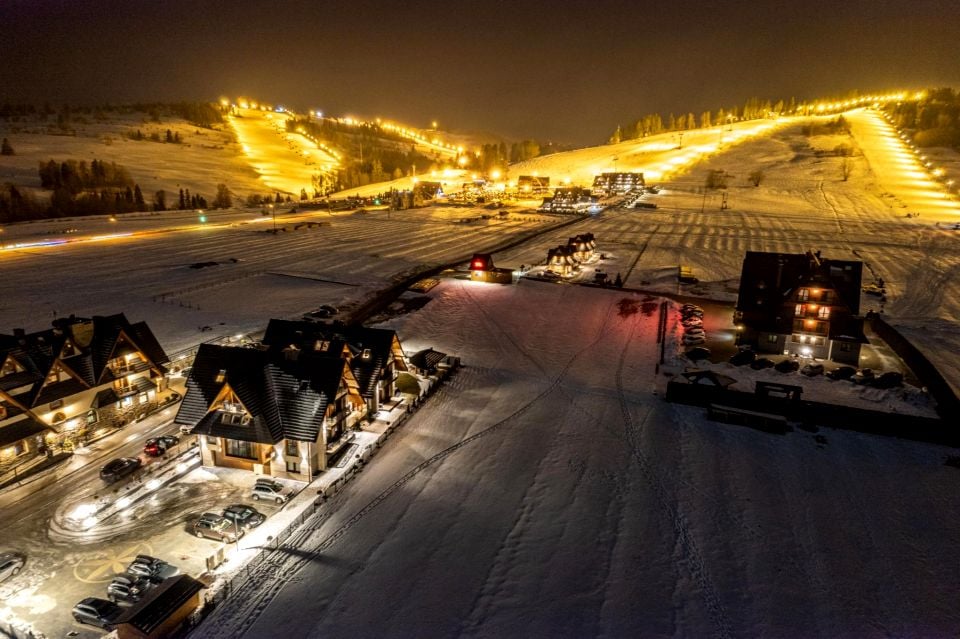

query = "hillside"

[0,108,263,203]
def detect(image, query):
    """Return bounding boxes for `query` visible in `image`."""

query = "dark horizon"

[2,0,958,145]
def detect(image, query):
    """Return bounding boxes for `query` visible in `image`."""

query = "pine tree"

[133,184,145,209]
[1,138,13,155]
[165,129,174,143]
[178,188,185,209]
[154,190,166,211]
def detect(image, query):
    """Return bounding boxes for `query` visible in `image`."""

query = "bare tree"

[841,158,852,181]
[748,170,765,187]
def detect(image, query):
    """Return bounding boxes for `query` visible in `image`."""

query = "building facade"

[177,320,407,481]
[734,250,867,365]
[0,314,170,473]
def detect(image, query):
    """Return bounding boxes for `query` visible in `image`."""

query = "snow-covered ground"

[228,108,338,196]
[0,112,263,199]
[0,205,563,353]
[193,279,960,638]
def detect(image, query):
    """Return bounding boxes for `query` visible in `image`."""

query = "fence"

[666,380,955,447]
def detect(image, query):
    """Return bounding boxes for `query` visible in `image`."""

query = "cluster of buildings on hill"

[538,172,645,213]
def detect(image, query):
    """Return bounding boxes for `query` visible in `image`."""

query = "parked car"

[251,478,293,504]
[143,435,180,457]
[873,371,904,389]
[852,368,876,385]
[194,512,244,543]
[0,551,25,582]
[99,457,142,483]
[221,504,267,530]
[684,327,705,336]
[682,334,706,346]
[126,555,178,581]
[107,573,154,604]
[750,358,775,370]
[826,365,857,380]
[729,349,756,367]
[775,359,800,373]
[801,363,825,377]
[72,597,123,629]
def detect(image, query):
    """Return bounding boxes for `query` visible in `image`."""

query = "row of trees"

[126,129,183,143]
[609,98,795,144]
[0,101,224,128]
[887,88,960,149]
[38,159,133,193]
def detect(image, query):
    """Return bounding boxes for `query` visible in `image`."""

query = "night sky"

[2,0,958,144]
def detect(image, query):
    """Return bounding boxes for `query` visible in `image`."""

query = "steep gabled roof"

[176,343,346,444]
[261,320,403,399]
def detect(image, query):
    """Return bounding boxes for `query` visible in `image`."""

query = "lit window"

[362,349,371,359]
[798,289,809,301]
[795,304,803,317]
[215,369,226,383]
[818,306,830,319]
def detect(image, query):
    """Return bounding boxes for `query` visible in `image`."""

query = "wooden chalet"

[538,187,597,213]
[517,175,550,195]
[176,320,408,480]
[734,250,867,364]
[546,245,579,277]
[0,314,169,472]
[567,233,596,262]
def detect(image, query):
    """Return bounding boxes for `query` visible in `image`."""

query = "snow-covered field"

[0,205,563,353]
[194,280,960,638]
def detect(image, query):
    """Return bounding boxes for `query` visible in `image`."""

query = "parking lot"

[1,445,305,638]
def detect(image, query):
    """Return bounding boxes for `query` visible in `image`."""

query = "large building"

[591,172,644,196]
[176,320,407,481]
[0,314,170,471]
[734,250,867,364]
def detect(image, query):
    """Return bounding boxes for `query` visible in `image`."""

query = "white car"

[0,552,25,582]
[252,478,294,504]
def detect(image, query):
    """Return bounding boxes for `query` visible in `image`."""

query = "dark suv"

[72,597,123,629]
[99,457,142,483]
[222,504,267,530]
[107,572,154,604]
[193,512,244,542]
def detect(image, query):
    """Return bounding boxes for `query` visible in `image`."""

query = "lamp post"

[233,517,241,553]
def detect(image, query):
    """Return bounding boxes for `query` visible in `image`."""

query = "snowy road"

[194,281,960,638]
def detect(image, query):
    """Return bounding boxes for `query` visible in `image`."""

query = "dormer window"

[215,369,226,383]
[362,349,371,359]
[314,340,330,352]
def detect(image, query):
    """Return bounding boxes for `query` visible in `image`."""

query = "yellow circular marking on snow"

[73,542,154,583]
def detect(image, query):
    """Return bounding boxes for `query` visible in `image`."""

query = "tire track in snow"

[613,315,733,639]
[197,295,621,639]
